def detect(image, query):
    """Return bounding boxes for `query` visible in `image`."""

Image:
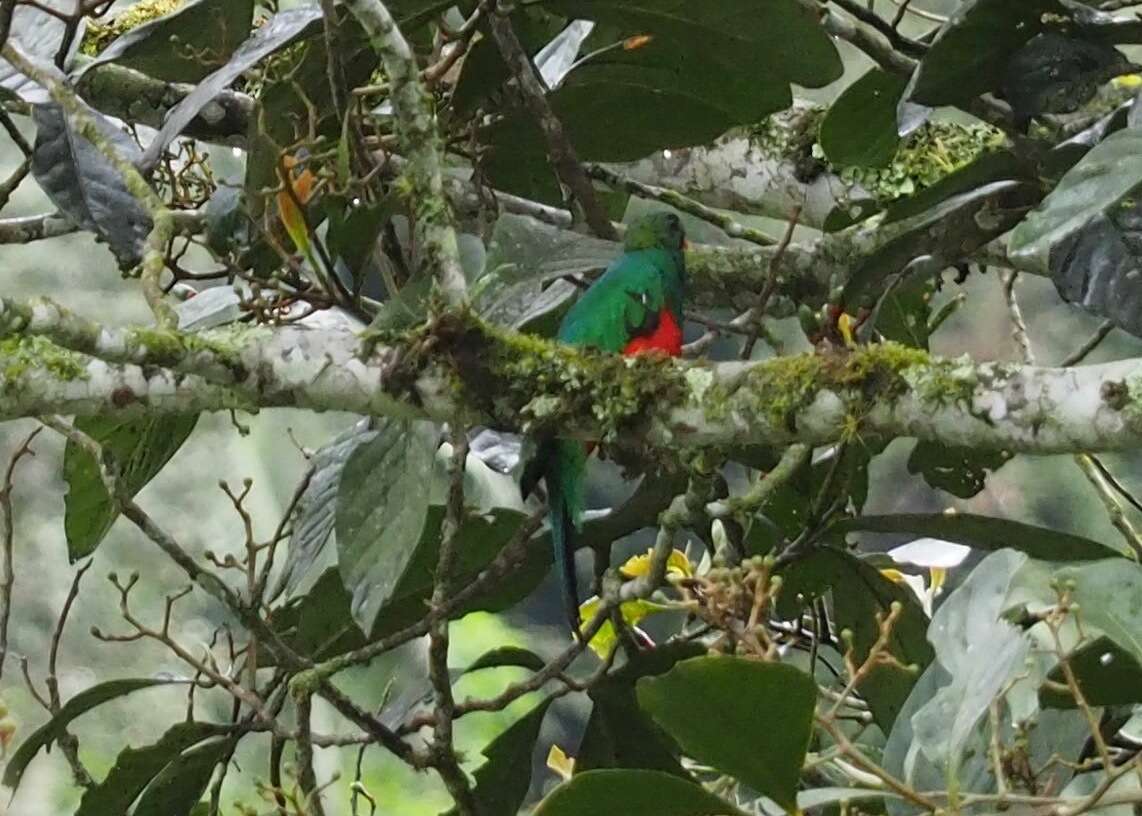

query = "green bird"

[522,212,688,636]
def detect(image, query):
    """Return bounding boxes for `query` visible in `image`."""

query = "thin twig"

[0,426,40,679]
[426,428,478,814]
[1061,320,1114,367]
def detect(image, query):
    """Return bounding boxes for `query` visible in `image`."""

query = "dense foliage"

[3,1,1142,815]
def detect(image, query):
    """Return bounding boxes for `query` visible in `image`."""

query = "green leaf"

[777,548,933,730]
[63,414,198,560]
[5,678,185,791]
[534,769,746,816]
[334,418,438,633]
[324,194,398,285]
[1040,636,1142,708]
[1010,129,1142,275]
[276,419,376,600]
[464,646,546,674]
[907,0,1065,107]
[882,150,1027,225]
[76,721,230,816]
[131,737,232,816]
[443,698,553,816]
[832,513,1123,561]
[82,0,255,83]
[820,69,908,169]
[874,276,934,350]
[907,441,1013,498]
[636,657,815,809]
[577,642,703,776]
[911,550,1029,773]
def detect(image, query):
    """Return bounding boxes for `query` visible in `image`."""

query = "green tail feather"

[523,439,586,636]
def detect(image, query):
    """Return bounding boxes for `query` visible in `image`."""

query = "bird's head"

[623,211,687,254]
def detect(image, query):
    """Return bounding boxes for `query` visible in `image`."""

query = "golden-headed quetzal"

[522,211,688,635]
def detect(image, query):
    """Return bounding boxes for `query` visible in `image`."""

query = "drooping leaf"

[1038,192,1142,337]
[577,642,703,777]
[76,721,231,816]
[777,548,933,730]
[275,419,376,599]
[334,418,437,633]
[31,102,152,266]
[64,414,198,561]
[636,657,815,810]
[820,69,908,169]
[534,769,746,816]
[907,440,1013,498]
[0,2,84,104]
[80,0,255,83]
[906,0,1065,108]
[443,698,553,816]
[324,194,397,287]
[4,678,186,791]
[131,737,233,816]
[874,276,934,350]
[831,513,1124,561]
[910,551,1030,776]
[1009,128,1142,276]
[474,213,618,329]
[142,6,324,168]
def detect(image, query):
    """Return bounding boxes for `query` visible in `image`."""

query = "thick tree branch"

[3,303,1142,456]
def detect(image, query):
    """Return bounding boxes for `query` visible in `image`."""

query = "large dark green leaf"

[534,769,746,816]
[1040,636,1142,708]
[1010,128,1142,275]
[486,0,841,199]
[777,548,933,730]
[832,513,1123,561]
[443,698,553,816]
[907,441,1013,499]
[5,678,185,791]
[63,414,198,560]
[636,658,815,810]
[131,737,233,816]
[907,0,1065,107]
[75,721,230,816]
[820,69,908,169]
[577,642,703,776]
[1002,33,1138,124]
[32,102,153,266]
[81,0,255,83]
[334,419,437,633]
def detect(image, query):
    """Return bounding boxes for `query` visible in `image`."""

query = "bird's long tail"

[524,439,586,637]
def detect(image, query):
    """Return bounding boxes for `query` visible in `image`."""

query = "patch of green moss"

[751,107,1006,203]
[446,315,689,443]
[0,336,88,384]
[831,121,1006,202]
[708,343,933,430]
[82,0,185,56]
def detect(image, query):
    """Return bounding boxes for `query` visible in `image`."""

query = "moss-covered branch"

[3,298,1142,456]
[344,0,466,307]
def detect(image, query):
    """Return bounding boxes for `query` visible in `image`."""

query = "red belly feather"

[622,308,683,356]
